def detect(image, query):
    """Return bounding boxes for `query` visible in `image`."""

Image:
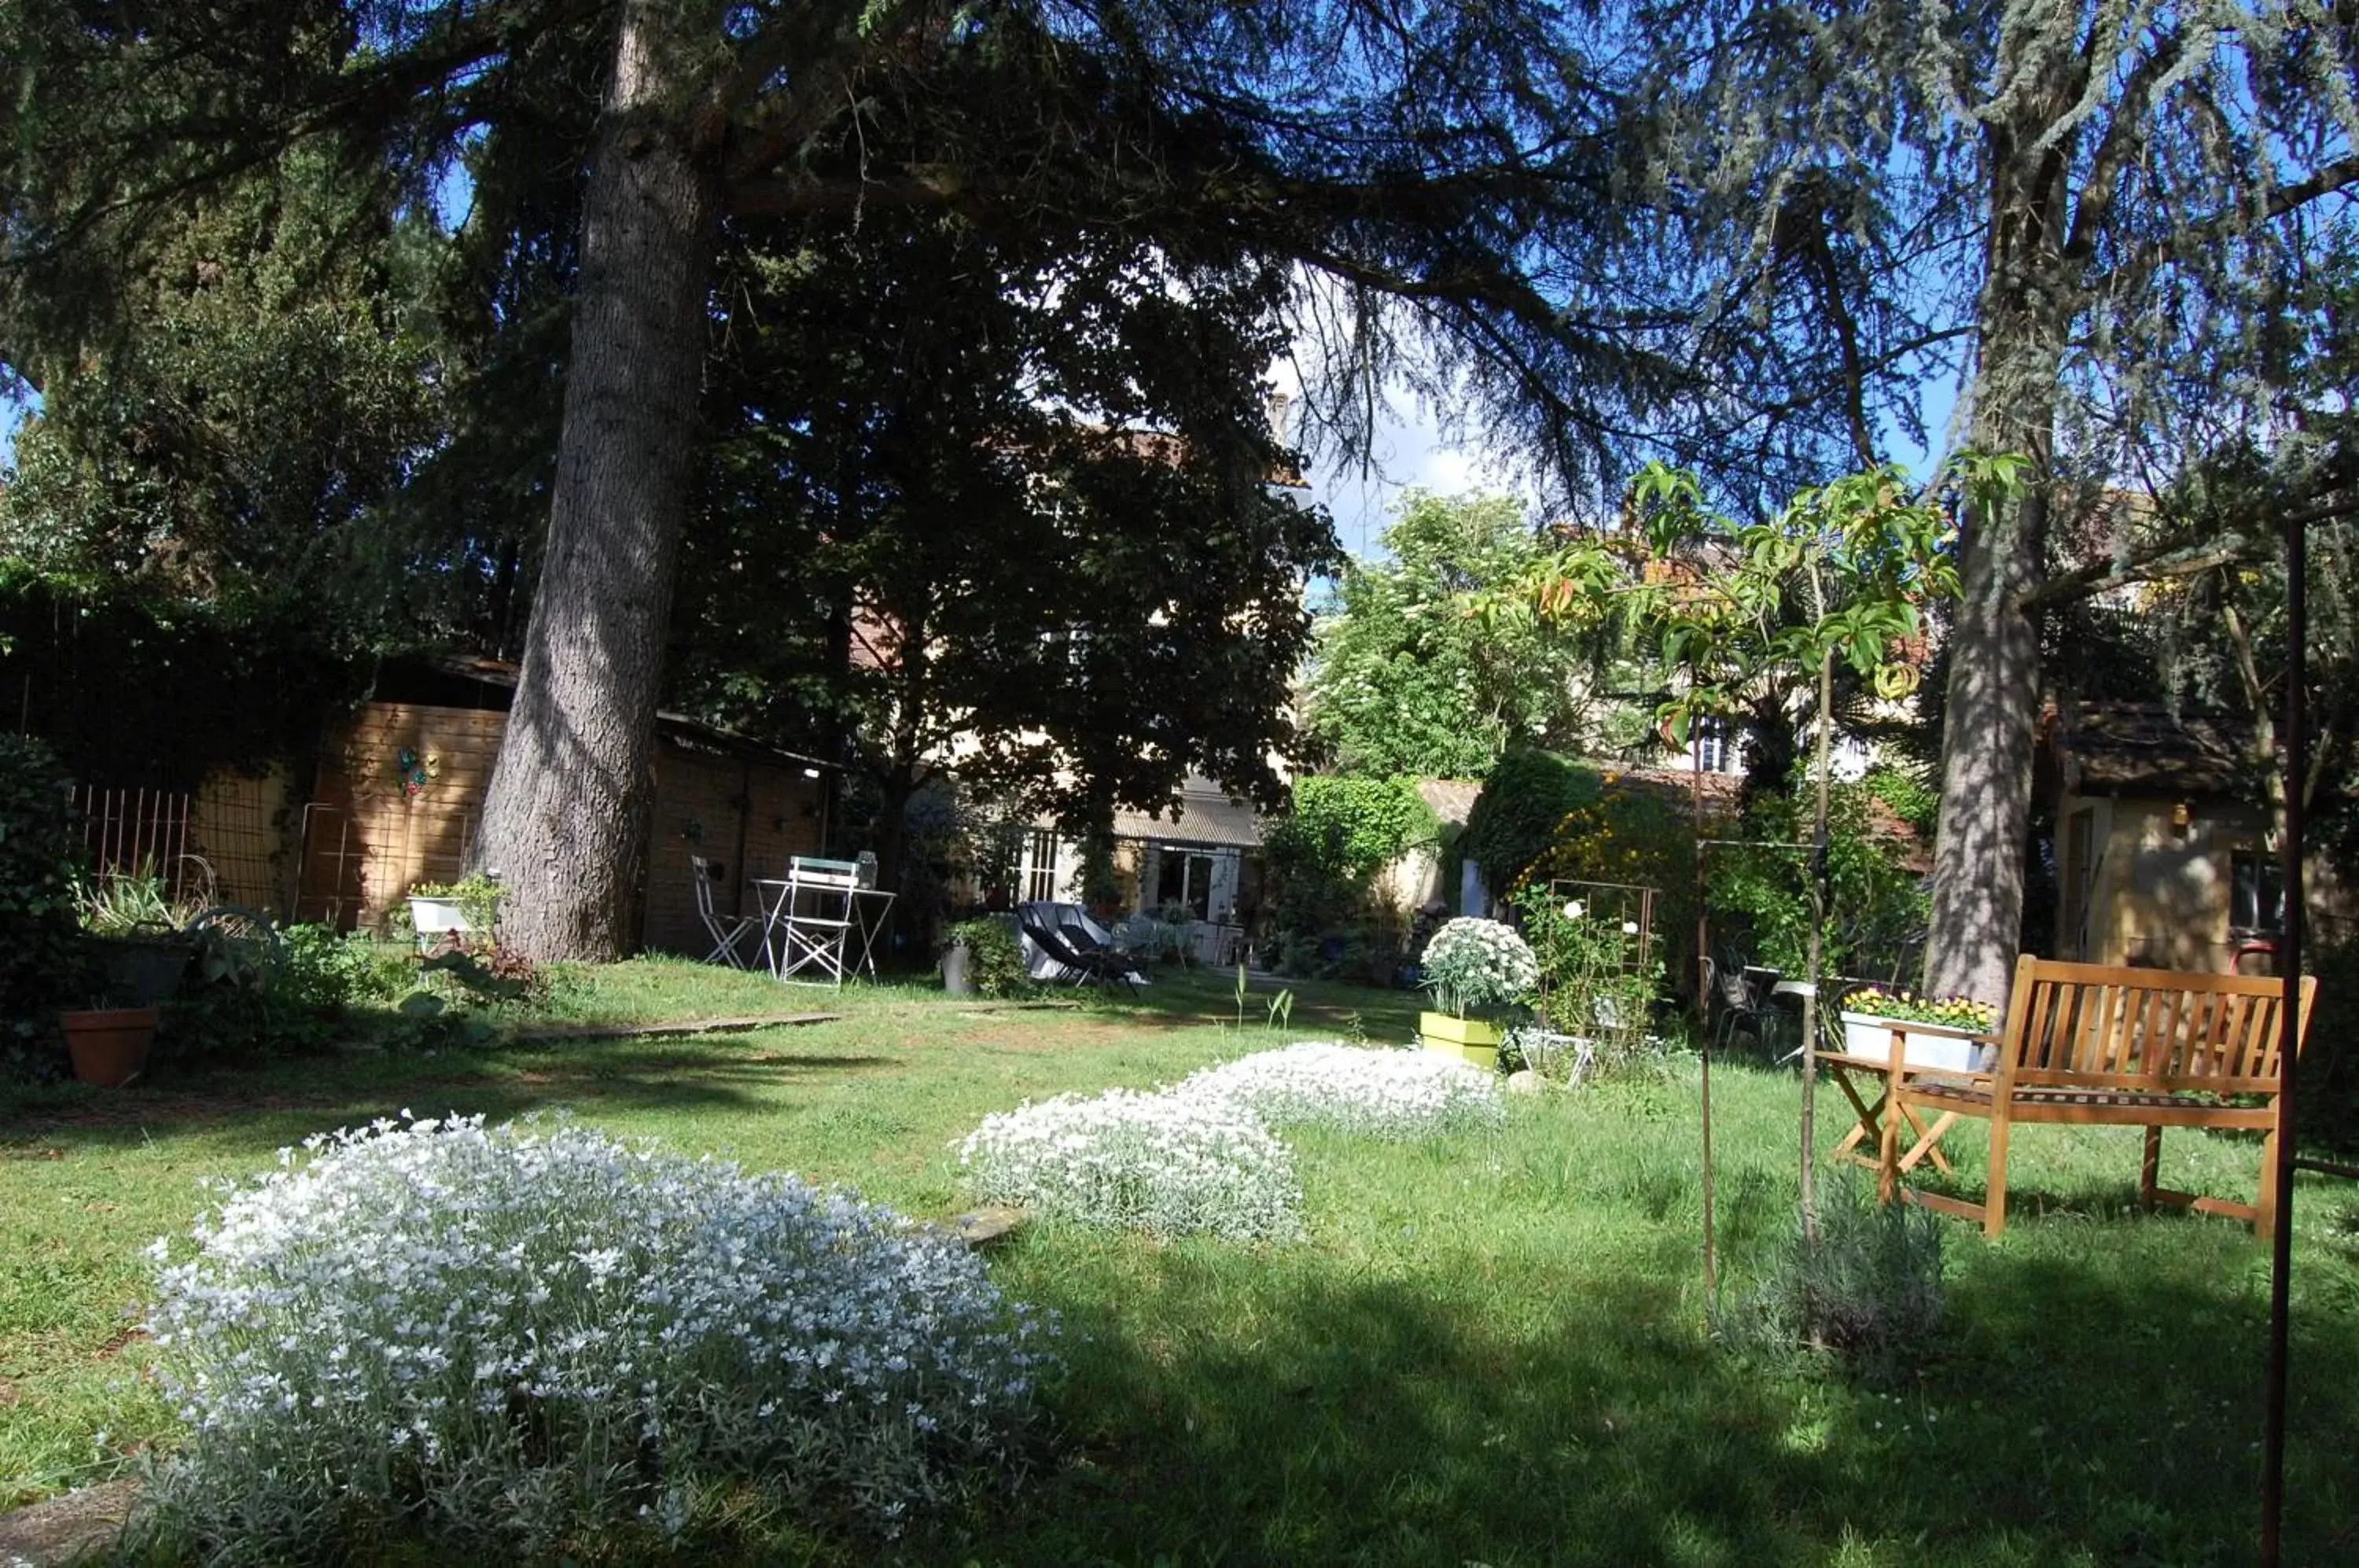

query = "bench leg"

[1983,1113,2011,1238]
[2139,1124,2162,1210]
[1876,1075,1901,1205]
[2255,1122,2282,1241]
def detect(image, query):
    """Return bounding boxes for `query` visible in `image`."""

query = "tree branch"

[2016,536,2259,611]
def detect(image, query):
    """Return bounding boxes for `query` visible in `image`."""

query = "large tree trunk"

[1923,105,2072,1007]
[473,0,722,960]
[1925,471,2048,1005]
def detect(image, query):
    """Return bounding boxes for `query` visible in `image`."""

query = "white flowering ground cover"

[959,1087,1307,1242]
[138,1114,1054,1560]
[1177,1041,1504,1139]
[959,1043,1502,1242]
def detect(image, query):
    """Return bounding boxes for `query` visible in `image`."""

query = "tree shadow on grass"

[907,1227,2357,1566]
[0,1049,903,1157]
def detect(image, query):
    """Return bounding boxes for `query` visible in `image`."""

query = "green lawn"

[5,959,2357,1564]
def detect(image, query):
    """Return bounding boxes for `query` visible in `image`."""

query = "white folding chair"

[690,855,757,969]
[775,856,862,985]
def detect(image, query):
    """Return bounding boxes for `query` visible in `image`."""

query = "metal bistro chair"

[690,855,758,969]
[1707,948,1783,1054]
[773,856,864,985]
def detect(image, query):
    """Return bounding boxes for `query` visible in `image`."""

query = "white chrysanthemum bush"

[1178,1042,1503,1139]
[142,1116,1054,1559]
[1419,917,1540,1016]
[960,1087,1306,1242]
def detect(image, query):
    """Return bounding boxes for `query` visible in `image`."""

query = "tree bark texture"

[1924,101,2071,1008]
[473,0,722,960]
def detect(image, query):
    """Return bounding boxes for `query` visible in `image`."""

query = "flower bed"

[1178,1041,1504,1139]
[143,1115,1052,1558]
[959,1088,1305,1242]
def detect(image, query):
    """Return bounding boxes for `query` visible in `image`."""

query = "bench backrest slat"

[1996,957,2317,1097]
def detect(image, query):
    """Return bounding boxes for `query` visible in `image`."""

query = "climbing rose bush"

[142,1115,1054,1560]
[1419,916,1540,1015]
[1178,1042,1504,1139]
[959,1088,1305,1242]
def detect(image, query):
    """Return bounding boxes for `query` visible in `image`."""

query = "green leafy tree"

[1503,457,1993,1235]
[674,204,1335,896]
[2,0,1687,959]
[1303,492,1606,778]
[1616,0,2359,1003]
[2,146,442,633]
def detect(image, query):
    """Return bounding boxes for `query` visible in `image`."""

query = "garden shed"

[289,658,835,953]
[2044,699,2349,970]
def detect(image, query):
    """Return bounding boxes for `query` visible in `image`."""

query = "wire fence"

[72,786,199,900]
[70,780,289,915]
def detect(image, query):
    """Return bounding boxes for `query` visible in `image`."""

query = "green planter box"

[1419,1010,1503,1068]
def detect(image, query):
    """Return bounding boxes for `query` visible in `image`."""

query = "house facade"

[2044,701,2343,972]
[1007,773,1268,960]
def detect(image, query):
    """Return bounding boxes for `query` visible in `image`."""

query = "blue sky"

[1299,371,1962,564]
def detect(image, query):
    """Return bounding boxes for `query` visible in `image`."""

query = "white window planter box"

[407,896,473,951]
[1839,1012,1993,1074]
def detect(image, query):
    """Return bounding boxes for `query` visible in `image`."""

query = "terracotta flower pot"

[60,1007,158,1088]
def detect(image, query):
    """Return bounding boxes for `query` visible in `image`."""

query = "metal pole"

[2260,505,2304,1566]
[1695,725,1716,1301]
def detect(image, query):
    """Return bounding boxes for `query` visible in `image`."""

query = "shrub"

[2298,938,2359,1154]
[274,924,410,1017]
[1712,1175,1945,1378]
[141,1116,1054,1559]
[1511,885,1663,1075]
[944,915,1034,998]
[1262,774,1437,977]
[0,735,89,1073]
[1177,1042,1503,1139]
[1529,785,1697,996]
[1418,917,1539,1016]
[1458,749,1601,889]
[1709,776,1928,982]
[960,1088,1305,1242]
[158,926,426,1064]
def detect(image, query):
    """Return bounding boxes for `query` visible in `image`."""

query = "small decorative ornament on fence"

[394,748,440,799]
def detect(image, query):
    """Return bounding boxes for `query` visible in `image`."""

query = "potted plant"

[1838,987,1998,1073]
[58,998,158,1087]
[1416,917,1540,1067]
[942,916,1031,999]
[73,867,195,1007]
[405,872,506,953]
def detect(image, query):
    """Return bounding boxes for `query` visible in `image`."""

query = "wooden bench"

[1881,955,2317,1238]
